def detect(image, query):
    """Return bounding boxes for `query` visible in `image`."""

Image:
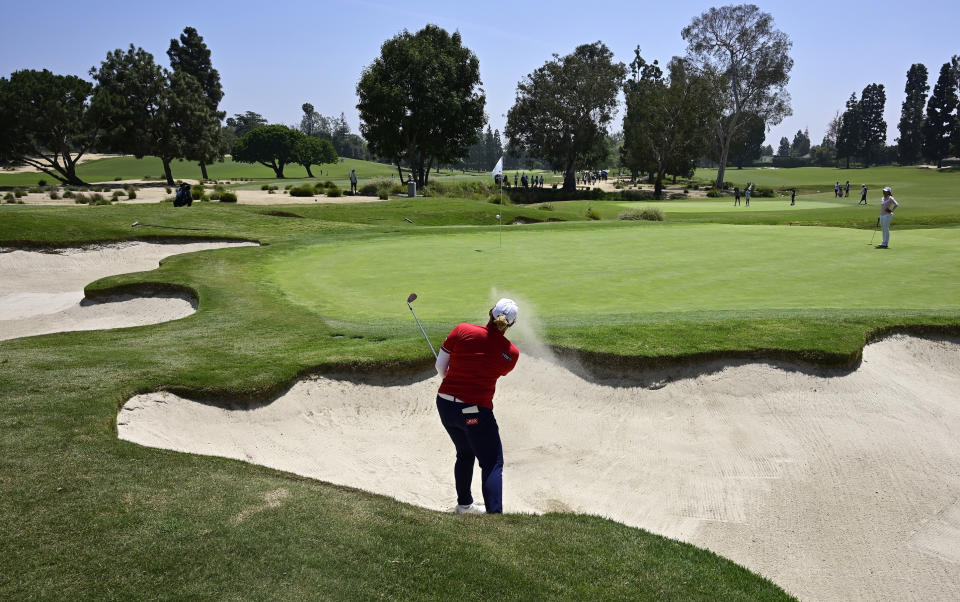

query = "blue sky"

[3,0,958,153]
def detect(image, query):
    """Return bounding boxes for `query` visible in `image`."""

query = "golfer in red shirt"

[435,298,520,514]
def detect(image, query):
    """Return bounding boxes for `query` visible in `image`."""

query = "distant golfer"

[349,169,358,195]
[859,184,868,205]
[790,188,796,205]
[876,186,899,249]
[435,298,520,515]
[745,182,752,207]
[734,187,741,206]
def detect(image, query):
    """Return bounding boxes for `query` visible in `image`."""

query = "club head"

[406,293,418,304]
[131,221,140,227]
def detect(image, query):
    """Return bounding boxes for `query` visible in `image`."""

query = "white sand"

[0,241,257,341]
[118,335,960,601]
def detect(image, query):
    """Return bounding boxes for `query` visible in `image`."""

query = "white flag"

[491,156,503,177]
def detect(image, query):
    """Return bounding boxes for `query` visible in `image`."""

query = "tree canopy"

[167,26,225,179]
[0,69,101,185]
[506,41,626,191]
[622,52,719,197]
[357,25,485,186]
[922,62,958,168]
[231,124,302,178]
[294,136,338,178]
[682,4,793,189]
[897,63,929,165]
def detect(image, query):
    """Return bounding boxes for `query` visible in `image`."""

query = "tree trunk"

[655,167,666,199]
[305,165,314,178]
[562,158,576,191]
[396,162,405,181]
[716,144,730,190]
[162,158,174,186]
[274,161,285,178]
[199,162,209,180]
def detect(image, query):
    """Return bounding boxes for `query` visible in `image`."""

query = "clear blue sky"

[3,0,958,153]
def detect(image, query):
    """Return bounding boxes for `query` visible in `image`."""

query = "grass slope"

[0,202,795,599]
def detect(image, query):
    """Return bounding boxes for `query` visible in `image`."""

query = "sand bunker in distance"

[119,334,960,601]
[0,241,257,341]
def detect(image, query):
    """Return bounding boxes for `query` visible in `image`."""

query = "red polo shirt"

[438,322,519,409]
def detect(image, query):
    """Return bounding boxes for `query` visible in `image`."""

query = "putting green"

[617,198,845,213]
[265,224,960,324]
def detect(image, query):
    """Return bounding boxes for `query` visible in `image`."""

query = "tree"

[760,144,774,157]
[858,83,886,166]
[682,4,793,189]
[0,70,101,185]
[776,137,791,157]
[790,128,810,157]
[231,124,302,178]
[90,45,211,185]
[357,25,485,186]
[299,103,324,137]
[622,52,720,198]
[294,136,337,178]
[896,64,929,165]
[922,62,958,168]
[506,41,626,191]
[167,26,225,180]
[836,93,860,168]
[728,113,765,168]
[226,111,268,138]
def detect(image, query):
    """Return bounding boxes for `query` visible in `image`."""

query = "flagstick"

[499,178,503,249]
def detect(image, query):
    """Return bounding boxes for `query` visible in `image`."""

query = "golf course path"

[119,334,960,601]
[0,241,257,341]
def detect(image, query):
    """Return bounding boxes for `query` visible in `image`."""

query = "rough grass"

[0,203,796,600]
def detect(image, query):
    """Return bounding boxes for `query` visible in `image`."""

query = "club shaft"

[408,303,437,358]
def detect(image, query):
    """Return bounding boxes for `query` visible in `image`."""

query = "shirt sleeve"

[441,324,462,354]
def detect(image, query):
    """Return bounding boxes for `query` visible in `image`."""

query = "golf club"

[406,293,437,358]
[869,217,880,245]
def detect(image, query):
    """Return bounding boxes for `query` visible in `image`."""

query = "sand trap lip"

[0,241,258,341]
[118,334,960,601]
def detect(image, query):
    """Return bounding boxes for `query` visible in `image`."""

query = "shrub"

[73,193,87,204]
[268,189,276,194]
[261,184,270,190]
[13,188,26,198]
[378,191,389,200]
[284,184,293,190]
[3,192,14,202]
[208,191,221,200]
[63,190,75,199]
[326,186,342,197]
[165,187,172,194]
[668,193,686,200]
[219,191,238,203]
[619,189,655,201]
[706,188,722,198]
[48,191,60,200]
[390,184,405,195]
[289,184,315,197]
[114,176,122,181]
[88,193,111,205]
[538,203,554,211]
[322,180,335,188]
[753,186,775,198]
[191,184,206,201]
[619,208,665,221]
[111,191,122,199]
[37,179,47,187]
[127,190,136,200]
[585,206,601,220]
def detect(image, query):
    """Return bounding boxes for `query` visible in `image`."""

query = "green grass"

[5,164,959,599]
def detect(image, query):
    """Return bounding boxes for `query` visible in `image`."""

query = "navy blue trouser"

[436,396,503,514]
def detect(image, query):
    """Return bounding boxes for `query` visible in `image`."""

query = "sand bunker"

[119,334,960,601]
[0,241,257,341]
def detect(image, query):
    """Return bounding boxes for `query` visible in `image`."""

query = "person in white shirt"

[876,186,899,249]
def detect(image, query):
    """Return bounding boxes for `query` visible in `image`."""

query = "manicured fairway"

[614,198,844,212]
[267,223,960,324]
